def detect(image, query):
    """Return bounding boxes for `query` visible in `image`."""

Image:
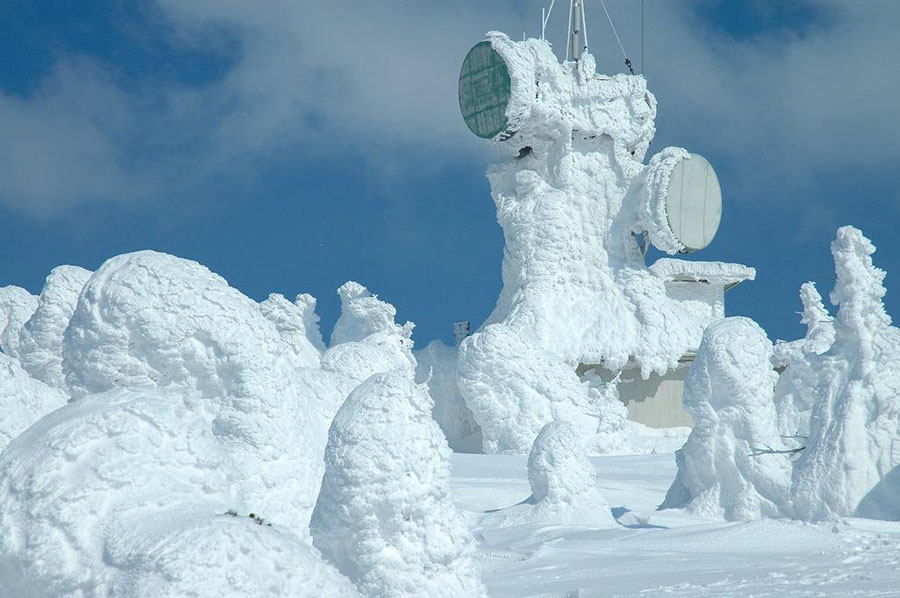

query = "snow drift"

[311,371,486,598]
[481,421,615,528]
[662,317,792,519]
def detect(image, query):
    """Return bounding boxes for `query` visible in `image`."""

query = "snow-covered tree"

[791,226,900,521]
[0,352,67,451]
[310,371,486,598]
[662,317,792,519]
[480,421,615,528]
[0,386,358,597]
[772,282,834,438]
[0,285,38,359]
[17,265,92,389]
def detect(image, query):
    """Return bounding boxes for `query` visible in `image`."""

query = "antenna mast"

[571,0,582,61]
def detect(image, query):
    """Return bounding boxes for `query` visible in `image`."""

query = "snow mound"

[415,340,481,452]
[457,34,739,454]
[0,352,67,451]
[791,226,900,521]
[0,386,356,597]
[662,317,791,520]
[60,250,333,525]
[310,371,486,598]
[481,421,615,528]
[0,285,38,359]
[17,265,91,389]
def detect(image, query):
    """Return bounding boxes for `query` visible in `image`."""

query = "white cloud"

[0,1,897,218]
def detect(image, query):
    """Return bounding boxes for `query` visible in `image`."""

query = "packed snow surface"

[453,452,900,597]
[311,371,486,598]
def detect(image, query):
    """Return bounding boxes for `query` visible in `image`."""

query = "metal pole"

[571,0,582,61]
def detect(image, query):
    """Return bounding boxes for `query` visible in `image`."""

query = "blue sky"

[1,0,899,347]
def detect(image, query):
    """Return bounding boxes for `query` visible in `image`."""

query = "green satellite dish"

[458,41,517,141]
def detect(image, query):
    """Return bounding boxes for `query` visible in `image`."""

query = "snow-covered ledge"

[650,259,756,326]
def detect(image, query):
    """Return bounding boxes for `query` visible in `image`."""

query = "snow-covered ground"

[453,453,900,597]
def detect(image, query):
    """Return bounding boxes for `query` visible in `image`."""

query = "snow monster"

[458,33,721,454]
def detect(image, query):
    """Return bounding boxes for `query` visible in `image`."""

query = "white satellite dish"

[665,154,722,252]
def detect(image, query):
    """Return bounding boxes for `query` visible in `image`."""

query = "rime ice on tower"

[310,371,486,598]
[791,227,900,521]
[481,421,616,528]
[661,317,791,520]
[456,32,752,454]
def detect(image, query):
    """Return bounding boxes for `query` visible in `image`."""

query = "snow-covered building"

[578,259,756,428]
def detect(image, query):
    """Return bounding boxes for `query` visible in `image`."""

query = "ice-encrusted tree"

[662,317,792,520]
[791,226,900,521]
[480,421,615,528]
[0,352,67,451]
[17,265,92,389]
[0,285,38,359]
[772,282,835,438]
[310,371,486,598]
[0,387,359,597]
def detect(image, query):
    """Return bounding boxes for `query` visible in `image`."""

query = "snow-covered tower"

[455,24,753,451]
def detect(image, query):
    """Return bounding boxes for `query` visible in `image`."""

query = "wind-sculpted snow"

[662,318,792,520]
[0,353,67,451]
[0,387,359,597]
[311,371,486,598]
[0,285,38,359]
[17,265,91,389]
[791,227,900,521]
[457,34,732,454]
[481,421,615,528]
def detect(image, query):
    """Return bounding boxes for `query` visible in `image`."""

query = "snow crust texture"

[310,371,486,598]
[663,317,791,520]
[481,421,615,528]
[457,34,741,455]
